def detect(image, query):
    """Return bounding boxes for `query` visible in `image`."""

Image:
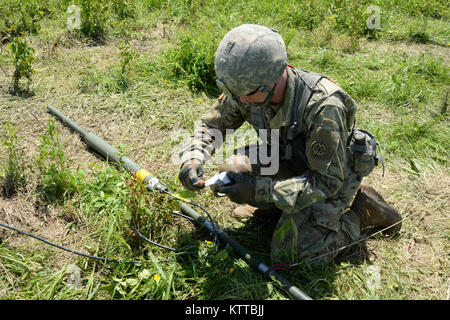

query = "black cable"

[0,221,147,265]
[171,210,194,221]
[0,192,219,263]
[187,200,219,245]
[129,218,178,252]
[161,190,219,245]
[0,207,201,264]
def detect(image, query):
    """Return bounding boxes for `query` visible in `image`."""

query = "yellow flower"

[164,79,168,83]
[198,98,204,103]
[205,240,213,246]
[153,274,161,282]
[229,267,234,273]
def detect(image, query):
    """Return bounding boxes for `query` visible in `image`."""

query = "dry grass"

[360,164,449,299]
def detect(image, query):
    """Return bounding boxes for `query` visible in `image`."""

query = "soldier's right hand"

[178,159,205,191]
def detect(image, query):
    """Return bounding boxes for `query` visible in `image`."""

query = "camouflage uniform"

[180,65,362,265]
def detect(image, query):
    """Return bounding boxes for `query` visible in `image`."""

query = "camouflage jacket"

[180,66,358,218]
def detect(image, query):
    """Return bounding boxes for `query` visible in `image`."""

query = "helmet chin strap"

[248,82,277,109]
[247,85,278,139]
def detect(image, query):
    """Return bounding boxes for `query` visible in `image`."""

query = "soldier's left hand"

[214,172,255,204]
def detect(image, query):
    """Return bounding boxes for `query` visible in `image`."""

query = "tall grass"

[165,29,219,94]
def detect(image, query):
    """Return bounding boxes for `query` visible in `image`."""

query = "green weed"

[391,0,449,19]
[379,114,449,165]
[76,0,109,41]
[78,70,119,94]
[77,42,137,94]
[284,0,328,31]
[35,121,83,204]
[0,0,44,37]
[111,0,136,20]
[124,178,178,252]
[408,18,433,44]
[165,29,219,94]
[145,0,169,12]
[117,40,137,88]
[0,123,26,197]
[119,41,136,75]
[9,36,35,94]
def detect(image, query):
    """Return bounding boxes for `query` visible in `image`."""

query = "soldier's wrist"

[180,157,204,169]
[179,151,205,167]
[254,177,273,203]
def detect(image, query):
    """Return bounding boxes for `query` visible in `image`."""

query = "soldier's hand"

[179,159,205,191]
[215,172,255,204]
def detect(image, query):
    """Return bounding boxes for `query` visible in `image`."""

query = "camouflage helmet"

[215,24,287,97]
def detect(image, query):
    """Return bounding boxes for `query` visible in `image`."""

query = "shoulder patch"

[311,141,328,157]
[306,119,340,174]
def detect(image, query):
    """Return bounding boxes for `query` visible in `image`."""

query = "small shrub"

[77,0,109,41]
[112,0,135,20]
[145,0,169,12]
[9,36,35,93]
[0,0,44,37]
[119,41,136,75]
[36,121,82,204]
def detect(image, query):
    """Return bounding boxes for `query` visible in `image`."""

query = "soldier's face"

[239,83,275,104]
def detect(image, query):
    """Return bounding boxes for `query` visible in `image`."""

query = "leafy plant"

[0,0,44,38]
[35,121,82,204]
[124,178,178,252]
[1,123,26,197]
[113,41,136,90]
[9,36,35,93]
[284,0,328,31]
[112,0,135,20]
[145,0,169,11]
[119,41,136,75]
[77,0,109,41]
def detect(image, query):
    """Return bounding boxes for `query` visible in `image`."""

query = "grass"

[0,0,449,301]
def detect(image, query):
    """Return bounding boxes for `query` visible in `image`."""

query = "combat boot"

[350,185,402,236]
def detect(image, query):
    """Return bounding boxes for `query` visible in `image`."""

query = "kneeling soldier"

[178,24,401,265]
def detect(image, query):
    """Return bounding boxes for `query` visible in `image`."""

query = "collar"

[268,66,297,129]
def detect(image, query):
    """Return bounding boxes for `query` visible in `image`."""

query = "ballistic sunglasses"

[216,79,273,99]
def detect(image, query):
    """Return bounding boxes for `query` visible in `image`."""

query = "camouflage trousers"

[222,144,362,265]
